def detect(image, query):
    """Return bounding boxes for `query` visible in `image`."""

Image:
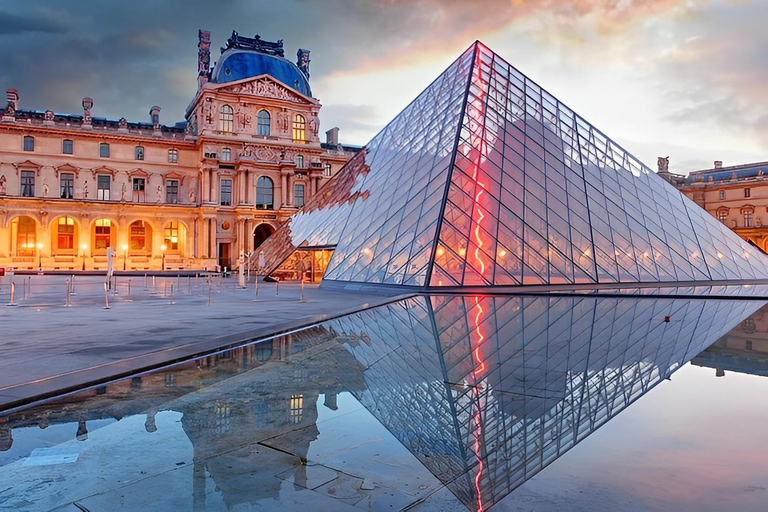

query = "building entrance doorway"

[253,223,275,251]
[218,243,231,271]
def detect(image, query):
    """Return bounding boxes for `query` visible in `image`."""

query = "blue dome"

[211,49,312,97]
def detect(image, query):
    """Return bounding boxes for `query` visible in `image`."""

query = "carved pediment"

[217,76,315,105]
[91,165,118,181]
[55,163,80,178]
[164,171,185,185]
[128,168,150,180]
[13,160,42,175]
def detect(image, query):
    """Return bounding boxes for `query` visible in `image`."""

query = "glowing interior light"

[499,249,507,257]
[716,251,724,259]
[436,247,445,257]
[459,248,466,256]
[362,248,370,254]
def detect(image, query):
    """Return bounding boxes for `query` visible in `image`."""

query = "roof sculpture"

[261,41,768,289]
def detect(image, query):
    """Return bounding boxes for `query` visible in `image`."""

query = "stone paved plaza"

[0,273,400,409]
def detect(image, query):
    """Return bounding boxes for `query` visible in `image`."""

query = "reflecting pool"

[1,295,767,511]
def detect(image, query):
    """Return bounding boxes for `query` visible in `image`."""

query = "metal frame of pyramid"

[259,41,768,291]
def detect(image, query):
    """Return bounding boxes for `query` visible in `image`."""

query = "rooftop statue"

[221,30,285,58]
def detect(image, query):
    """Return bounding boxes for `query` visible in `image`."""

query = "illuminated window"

[134,146,144,160]
[256,177,273,209]
[168,148,178,163]
[222,147,231,162]
[130,221,147,251]
[57,217,75,250]
[60,173,74,199]
[219,105,234,133]
[164,221,179,250]
[719,189,725,200]
[62,139,73,155]
[257,110,270,135]
[220,179,232,206]
[20,171,35,197]
[97,175,110,200]
[292,114,305,142]
[324,163,332,177]
[718,211,727,223]
[295,154,304,168]
[294,183,305,207]
[745,188,751,198]
[99,143,110,158]
[290,394,304,424]
[23,136,34,151]
[15,216,36,257]
[95,219,111,250]
[166,179,178,204]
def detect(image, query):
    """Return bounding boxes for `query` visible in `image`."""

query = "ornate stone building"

[673,160,768,252]
[0,30,358,271]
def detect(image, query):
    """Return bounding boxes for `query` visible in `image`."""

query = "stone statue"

[237,107,252,130]
[156,184,162,203]
[189,187,197,204]
[657,156,669,172]
[82,97,93,123]
[0,175,6,195]
[118,117,128,129]
[296,49,311,79]
[44,110,54,122]
[83,180,89,198]
[308,113,319,137]
[121,183,127,201]
[198,30,211,75]
[43,179,49,197]
[277,111,290,132]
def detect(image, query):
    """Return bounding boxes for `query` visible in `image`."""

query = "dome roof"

[211,49,312,97]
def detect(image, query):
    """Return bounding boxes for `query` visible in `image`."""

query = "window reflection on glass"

[257,110,270,136]
[257,176,273,210]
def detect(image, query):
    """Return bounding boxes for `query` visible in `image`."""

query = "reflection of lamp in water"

[161,244,167,271]
[0,426,12,452]
[36,242,43,270]
[122,243,129,271]
[81,243,88,271]
[145,411,157,433]
[76,417,88,441]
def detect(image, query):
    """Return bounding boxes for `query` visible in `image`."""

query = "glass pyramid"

[263,41,768,288]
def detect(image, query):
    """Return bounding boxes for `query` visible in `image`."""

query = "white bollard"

[70,275,76,296]
[6,281,17,307]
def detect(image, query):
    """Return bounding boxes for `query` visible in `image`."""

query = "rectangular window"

[719,190,725,200]
[95,219,111,250]
[222,148,231,162]
[166,179,179,204]
[99,143,110,158]
[745,188,751,198]
[168,149,178,163]
[220,179,232,206]
[60,173,74,199]
[20,171,35,197]
[23,136,34,152]
[97,175,111,200]
[135,146,144,160]
[294,183,305,207]
[745,212,752,227]
[718,212,727,223]
[324,164,332,177]
[62,139,73,155]
[132,178,145,202]
[57,218,74,250]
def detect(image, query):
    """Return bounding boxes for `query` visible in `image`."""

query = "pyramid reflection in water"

[324,295,762,510]
[261,41,768,288]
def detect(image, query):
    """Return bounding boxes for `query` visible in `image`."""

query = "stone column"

[281,171,288,208]
[287,173,294,207]
[202,169,211,203]
[239,170,247,205]
[211,172,219,205]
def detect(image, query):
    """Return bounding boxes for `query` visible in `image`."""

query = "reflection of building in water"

[325,295,761,511]
[692,304,768,378]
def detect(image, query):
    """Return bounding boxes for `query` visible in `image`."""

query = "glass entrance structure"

[259,41,768,289]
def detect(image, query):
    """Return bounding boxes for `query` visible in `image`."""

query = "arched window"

[295,154,304,168]
[94,219,112,250]
[15,216,36,257]
[717,209,728,223]
[57,217,75,250]
[257,110,271,136]
[219,105,234,133]
[168,148,178,163]
[164,222,179,250]
[130,221,149,251]
[324,163,332,177]
[292,115,305,142]
[294,183,305,207]
[256,176,274,210]
[222,147,231,162]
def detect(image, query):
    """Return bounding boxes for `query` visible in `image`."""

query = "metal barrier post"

[144,273,148,291]
[207,278,212,306]
[253,276,259,302]
[70,275,76,296]
[113,277,118,298]
[6,281,17,306]
[27,276,31,300]
[188,275,191,294]
[176,274,180,293]
[64,278,71,307]
[275,279,279,297]
[299,278,306,303]
[195,273,199,289]
[103,281,110,309]
[152,275,156,288]
[169,284,175,305]
[127,279,132,301]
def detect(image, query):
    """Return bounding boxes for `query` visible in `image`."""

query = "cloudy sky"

[1,0,765,174]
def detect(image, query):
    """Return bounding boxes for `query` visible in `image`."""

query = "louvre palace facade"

[0,30,358,272]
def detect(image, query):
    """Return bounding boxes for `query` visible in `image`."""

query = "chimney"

[325,127,339,146]
[150,106,162,136]
[714,160,723,169]
[6,89,19,110]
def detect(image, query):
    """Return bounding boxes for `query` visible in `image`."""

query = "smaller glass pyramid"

[261,41,768,289]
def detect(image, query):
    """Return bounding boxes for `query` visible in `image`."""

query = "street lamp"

[81,243,88,271]
[122,244,129,271]
[36,242,43,271]
[161,244,167,271]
